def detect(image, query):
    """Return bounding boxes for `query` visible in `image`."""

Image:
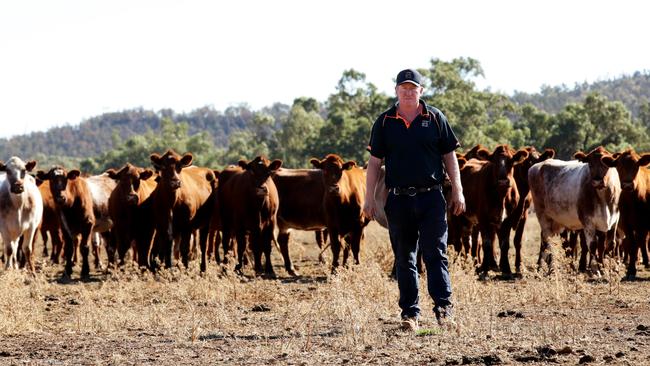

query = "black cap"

[396,68,423,87]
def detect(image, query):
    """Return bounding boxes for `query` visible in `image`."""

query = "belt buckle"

[407,187,417,196]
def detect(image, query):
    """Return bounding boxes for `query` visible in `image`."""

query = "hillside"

[511,71,650,116]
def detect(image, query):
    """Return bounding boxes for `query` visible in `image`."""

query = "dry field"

[1,216,649,365]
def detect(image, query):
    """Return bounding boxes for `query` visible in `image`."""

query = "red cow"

[218,156,281,276]
[36,167,116,280]
[310,154,369,270]
[36,179,64,264]
[602,149,650,279]
[449,145,528,277]
[497,147,555,275]
[149,150,215,272]
[272,167,328,276]
[106,163,157,269]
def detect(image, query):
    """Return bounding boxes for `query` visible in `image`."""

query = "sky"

[1,0,648,139]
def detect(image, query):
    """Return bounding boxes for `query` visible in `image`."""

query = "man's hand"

[363,199,376,220]
[449,188,466,216]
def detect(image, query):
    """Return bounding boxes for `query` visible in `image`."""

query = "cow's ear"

[601,155,617,167]
[343,161,356,170]
[457,157,467,170]
[180,153,193,168]
[310,158,321,169]
[477,148,490,160]
[542,148,555,160]
[25,160,37,172]
[35,177,44,186]
[573,151,587,161]
[512,150,529,164]
[638,154,650,167]
[269,160,282,171]
[140,169,155,181]
[67,170,81,180]
[0,161,5,172]
[150,153,163,170]
[105,169,119,180]
[238,160,249,170]
[36,170,49,181]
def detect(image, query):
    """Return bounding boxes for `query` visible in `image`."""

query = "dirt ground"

[1,218,649,365]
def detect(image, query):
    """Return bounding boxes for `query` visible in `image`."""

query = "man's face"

[395,83,423,107]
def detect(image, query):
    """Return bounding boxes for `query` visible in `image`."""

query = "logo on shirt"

[421,120,429,127]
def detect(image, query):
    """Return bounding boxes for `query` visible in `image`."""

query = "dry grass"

[1,217,649,365]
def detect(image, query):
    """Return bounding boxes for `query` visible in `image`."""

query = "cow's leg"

[220,227,232,265]
[470,226,481,265]
[234,230,247,275]
[583,228,601,276]
[578,230,588,272]
[90,232,104,271]
[513,214,527,273]
[624,230,642,280]
[250,230,263,275]
[61,229,75,279]
[262,225,276,278]
[22,226,39,274]
[41,228,49,258]
[478,224,498,276]
[350,228,363,266]
[51,228,63,264]
[315,230,326,263]
[4,238,17,270]
[277,230,298,276]
[329,229,342,271]
[199,226,209,273]
[179,231,192,269]
[79,225,93,279]
[342,234,351,267]
[498,216,514,275]
[639,230,650,268]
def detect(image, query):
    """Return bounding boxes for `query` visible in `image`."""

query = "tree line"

[2,57,649,173]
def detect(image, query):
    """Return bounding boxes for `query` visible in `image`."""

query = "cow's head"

[463,144,490,161]
[484,145,528,191]
[513,147,555,186]
[36,166,81,205]
[150,150,193,190]
[238,156,282,196]
[574,146,615,190]
[0,156,37,194]
[310,154,356,194]
[106,163,155,205]
[601,149,650,192]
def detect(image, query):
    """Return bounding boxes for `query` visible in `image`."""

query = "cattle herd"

[1,145,649,283]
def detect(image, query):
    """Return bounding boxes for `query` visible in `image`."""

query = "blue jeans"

[385,188,452,319]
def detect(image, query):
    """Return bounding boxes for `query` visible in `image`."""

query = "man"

[364,68,465,332]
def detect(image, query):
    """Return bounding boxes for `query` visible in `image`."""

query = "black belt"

[390,185,441,196]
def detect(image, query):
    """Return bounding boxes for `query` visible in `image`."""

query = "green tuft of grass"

[416,327,443,336]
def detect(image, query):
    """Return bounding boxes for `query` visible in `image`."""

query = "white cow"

[0,157,43,272]
[528,147,620,274]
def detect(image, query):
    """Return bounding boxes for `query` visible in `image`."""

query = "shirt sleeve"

[368,114,386,159]
[436,111,461,155]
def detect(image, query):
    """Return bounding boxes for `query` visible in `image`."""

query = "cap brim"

[397,80,421,87]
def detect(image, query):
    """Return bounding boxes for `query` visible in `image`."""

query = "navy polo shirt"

[368,100,460,189]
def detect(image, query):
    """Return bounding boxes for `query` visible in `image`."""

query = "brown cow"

[106,163,157,269]
[602,149,650,279]
[271,167,329,276]
[218,156,281,276]
[35,179,64,264]
[497,147,555,275]
[450,145,528,277]
[36,167,116,280]
[528,146,621,275]
[310,154,369,270]
[149,150,215,272]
